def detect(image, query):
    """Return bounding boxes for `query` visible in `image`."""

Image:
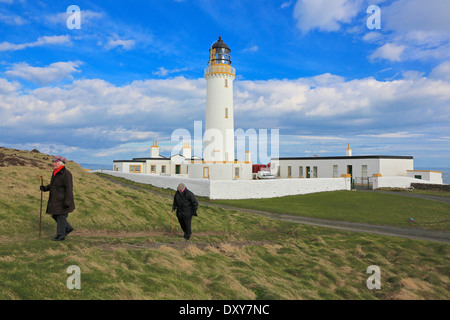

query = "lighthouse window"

[225,108,228,118]
[224,79,228,87]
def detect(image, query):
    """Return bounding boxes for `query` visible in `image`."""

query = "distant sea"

[417,167,450,185]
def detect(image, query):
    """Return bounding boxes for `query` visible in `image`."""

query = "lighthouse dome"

[211,36,230,50]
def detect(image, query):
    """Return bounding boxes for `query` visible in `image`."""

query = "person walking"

[172,183,198,241]
[40,156,75,241]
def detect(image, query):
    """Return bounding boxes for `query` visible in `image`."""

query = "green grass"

[0,147,449,300]
[212,191,450,230]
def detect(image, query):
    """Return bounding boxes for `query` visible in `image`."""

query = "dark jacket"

[42,166,75,215]
[172,188,198,218]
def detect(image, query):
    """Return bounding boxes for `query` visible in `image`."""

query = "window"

[161,165,166,174]
[299,166,303,178]
[362,165,368,177]
[225,79,228,87]
[414,175,422,179]
[277,166,280,177]
[203,167,210,179]
[129,165,141,173]
[287,166,292,178]
[235,167,240,179]
[225,107,228,118]
[313,166,318,178]
[333,165,338,178]
[150,165,156,173]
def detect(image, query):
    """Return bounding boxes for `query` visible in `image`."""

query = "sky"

[0,0,449,168]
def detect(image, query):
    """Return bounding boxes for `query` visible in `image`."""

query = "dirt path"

[98,174,450,244]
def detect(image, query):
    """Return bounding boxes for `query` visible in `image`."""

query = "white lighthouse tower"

[204,36,236,163]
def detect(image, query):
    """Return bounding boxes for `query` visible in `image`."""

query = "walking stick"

[38,176,43,238]
[171,210,175,234]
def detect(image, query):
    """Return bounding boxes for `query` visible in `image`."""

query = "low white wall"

[94,170,211,197]
[372,176,428,189]
[209,178,351,199]
[94,171,351,199]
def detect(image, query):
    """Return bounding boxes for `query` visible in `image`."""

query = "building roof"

[113,156,169,163]
[273,155,414,160]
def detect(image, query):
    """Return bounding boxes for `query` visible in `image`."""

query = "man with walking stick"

[40,156,75,241]
[172,183,198,241]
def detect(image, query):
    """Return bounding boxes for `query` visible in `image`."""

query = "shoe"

[65,227,74,236]
[52,235,65,241]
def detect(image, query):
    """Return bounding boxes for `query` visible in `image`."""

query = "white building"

[271,144,443,187]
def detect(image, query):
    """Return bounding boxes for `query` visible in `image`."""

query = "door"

[306,166,310,178]
[347,165,353,177]
[175,164,181,174]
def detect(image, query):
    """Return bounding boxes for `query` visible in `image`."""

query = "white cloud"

[360,132,425,138]
[368,0,450,63]
[104,39,135,50]
[280,1,293,9]
[242,45,259,53]
[5,61,82,85]
[293,0,362,33]
[152,67,189,77]
[0,13,27,25]
[0,35,70,52]
[383,0,450,35]
[369,43,407,62]
[429,61,450,81]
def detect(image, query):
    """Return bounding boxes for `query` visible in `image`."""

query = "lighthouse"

[204,36,236,163]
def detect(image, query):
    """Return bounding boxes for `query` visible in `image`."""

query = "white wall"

[379,158,413,176]
[406,170,443,184]
[209,177,351,200]
[95,171,351,199]
[372,176,430,189]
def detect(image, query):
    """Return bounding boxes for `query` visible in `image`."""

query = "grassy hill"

[0,147,449,300]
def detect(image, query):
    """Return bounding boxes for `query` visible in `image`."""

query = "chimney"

[151,141,159,158]
[346,144,352,157]
[182,143,191,159]
[245,150,251,163]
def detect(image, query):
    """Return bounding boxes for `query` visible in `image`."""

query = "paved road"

[98,174,450,244]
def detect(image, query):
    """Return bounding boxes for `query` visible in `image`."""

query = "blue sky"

[0,0,449,168]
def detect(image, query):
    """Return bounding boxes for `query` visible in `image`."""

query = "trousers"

[177,215,192,239]
[52,214,72,237]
